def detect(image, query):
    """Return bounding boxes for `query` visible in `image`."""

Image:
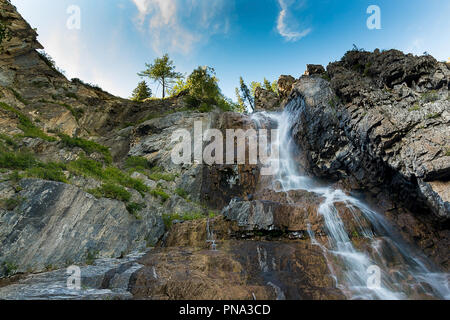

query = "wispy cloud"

[131,0,232,54]
[277,0,311,42]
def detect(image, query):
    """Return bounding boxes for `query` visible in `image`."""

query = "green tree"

[138,54,182,98]
[186,66,220,103]
[235,88,246,113]
[131,81,152,101]
[239,77,254,112]
[250,81,262,97]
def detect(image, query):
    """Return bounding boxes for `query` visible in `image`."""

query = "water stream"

[251,98,449,300]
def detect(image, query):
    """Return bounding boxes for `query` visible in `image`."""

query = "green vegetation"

[37,50,65,75]
[85,250,99,265]
[126,202,146,219]
[71,78,104,92]
[138,54,182,98]
[125,156,151,171]
[9,88,29,105]
[173,66,239,112]
[68,157,148,194]
[146,166,177,182]
[0,14,11,47]
[88,183,131,202]
[58,133,111,163]
[425,112,441,119]
[2,261,18,277]
[162,212,206,229]
[238,77,254,111]
[175,188,189,200]
[444,148,450,157]
[131,81,152,101]
[0,102,56,141]
[0,197,23,211]
[0,133,18,148]
[408,103,420,111]
[421,90,439,103]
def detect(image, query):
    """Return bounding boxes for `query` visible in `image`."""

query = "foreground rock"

[0,252,145,300]
[0,179,164,277]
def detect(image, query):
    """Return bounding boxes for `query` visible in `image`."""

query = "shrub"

[88,183,131,202]
[421,91,439,103]
[0,197,23,211]
[0,151,36,170]
[125,156,150,170]
[126,202,146,218]
[162,212,205,229]
[175,188,189,200]
[150,188,170,202]
[25,162,67,183]
[67,156,105,179]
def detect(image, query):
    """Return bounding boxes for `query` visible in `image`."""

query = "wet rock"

[130,241,344,300]
[0,252,146,300]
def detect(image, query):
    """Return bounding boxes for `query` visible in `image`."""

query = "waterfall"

[251,98,450,300]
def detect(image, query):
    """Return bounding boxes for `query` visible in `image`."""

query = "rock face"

[289,50,450,221]
[304,64,326,76]
[277,75,296,101]
[0,179,164,277]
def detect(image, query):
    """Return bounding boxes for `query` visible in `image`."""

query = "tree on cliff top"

[239,77,254,112]
[131,81,152,102]
[138,54,182,98]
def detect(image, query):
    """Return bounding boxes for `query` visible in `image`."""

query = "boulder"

[0,179,164,277]
[304,64,326,76]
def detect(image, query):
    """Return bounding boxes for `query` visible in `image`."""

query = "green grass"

[103,167,148,194]
[0,151,37,170]
[425,112,441,119]
[24,162,68,183]
[88,183,131,202]
[9,88,29,105]
[2,261,18,277]
[58,133,111,163]
[0,133,18,148]
[125,156,150,170]
[162,212,206,229]
[146,167,177,182]
[0,102,56,142]
[421,91,439,103]
[444,148,450,157]
[150,188,170,202]
[175,188,189,200]
[0,197,23,211]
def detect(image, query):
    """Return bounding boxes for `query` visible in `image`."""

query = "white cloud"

[277,0,311,42]
[131,0,232,54]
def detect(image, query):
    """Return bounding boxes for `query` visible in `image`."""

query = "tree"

[239,77,254,111]
[235,88,246,113]
[250,81,261,98]
[131,81,152,101]
[186,66,220,103]
[138,54,182,98]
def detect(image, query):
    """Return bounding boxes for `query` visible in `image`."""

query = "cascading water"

[251,98,449,300]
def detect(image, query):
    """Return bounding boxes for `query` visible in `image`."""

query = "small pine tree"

[131,81,152,101]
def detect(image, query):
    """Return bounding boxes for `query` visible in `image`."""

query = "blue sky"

[12,0,450,100]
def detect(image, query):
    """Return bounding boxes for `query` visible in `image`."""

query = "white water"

[251,98,450,300]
